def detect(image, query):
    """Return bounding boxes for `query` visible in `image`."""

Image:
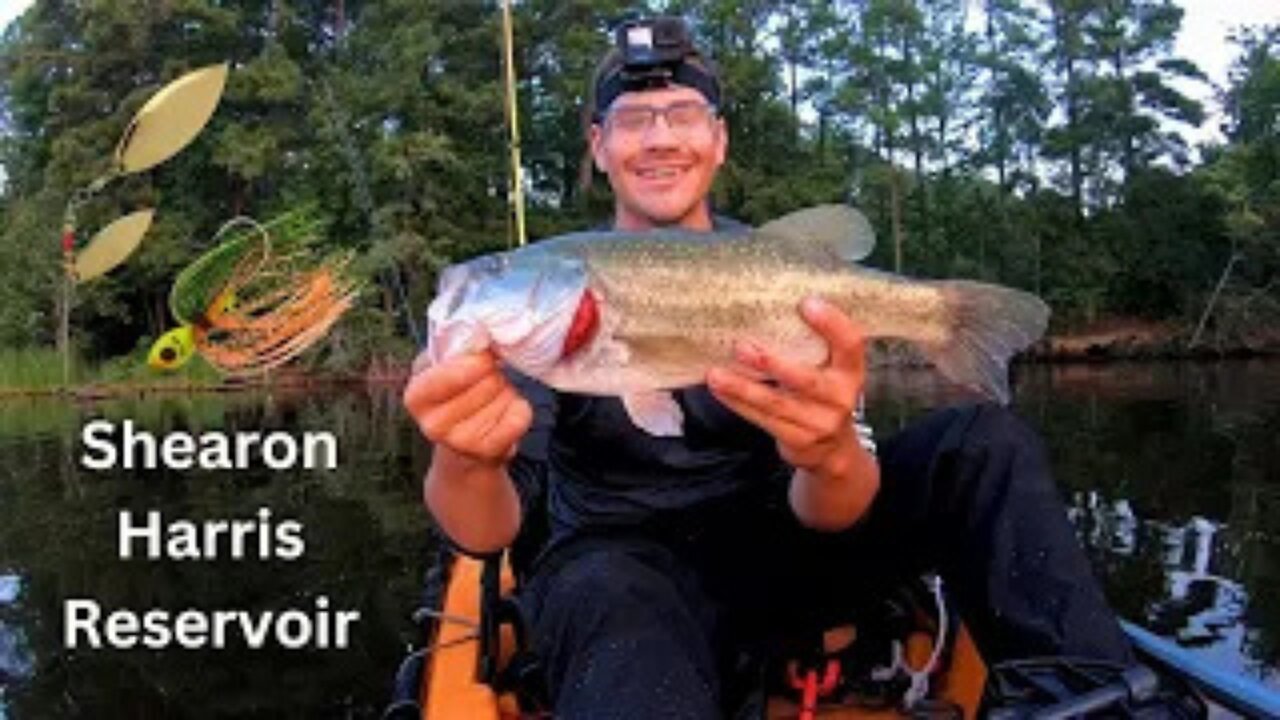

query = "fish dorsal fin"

[757,205,875,262]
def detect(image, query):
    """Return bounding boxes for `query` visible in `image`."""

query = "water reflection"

[1075,500,1268,685]
[1,574,34,720]
[868,359,1280,691]
[0,360,1276,716]
[0,388,434,718]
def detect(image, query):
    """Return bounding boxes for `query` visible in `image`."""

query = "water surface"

[0,360,1277,717]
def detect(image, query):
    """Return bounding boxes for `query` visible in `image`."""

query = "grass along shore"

[0,347,323,398]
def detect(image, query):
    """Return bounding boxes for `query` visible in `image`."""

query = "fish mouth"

[424,252,589,374]
[425,266,485,366]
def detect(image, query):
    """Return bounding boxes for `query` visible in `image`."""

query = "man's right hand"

[405,349,530,554]
[403,350,534,466]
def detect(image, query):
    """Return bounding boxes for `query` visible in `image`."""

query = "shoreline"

[3,324,1277,401]
[0,372,368,401]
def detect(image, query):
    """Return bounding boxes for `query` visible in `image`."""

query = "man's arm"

[788,425,879,531]
[424,448,524,555]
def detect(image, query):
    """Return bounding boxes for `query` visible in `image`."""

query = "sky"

[0,0,30,34]
[0,0,1278,146]
[1166,0,1280,145]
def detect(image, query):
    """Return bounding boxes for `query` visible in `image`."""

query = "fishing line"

[207,215,273,278]
[415,607,481,630]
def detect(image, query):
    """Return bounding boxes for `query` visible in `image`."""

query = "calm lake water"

[0,360,1277,718]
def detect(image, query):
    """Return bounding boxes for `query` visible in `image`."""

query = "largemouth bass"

[425,205,1049,436]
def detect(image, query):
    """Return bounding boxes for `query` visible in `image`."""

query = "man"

[403,16,1132,719]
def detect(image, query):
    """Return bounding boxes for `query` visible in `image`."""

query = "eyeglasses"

[603,101,718,136]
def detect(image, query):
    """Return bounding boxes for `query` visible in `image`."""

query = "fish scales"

[582,232,929,340]
[574,231,853,364]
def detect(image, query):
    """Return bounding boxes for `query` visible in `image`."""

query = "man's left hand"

[706,296,868,477]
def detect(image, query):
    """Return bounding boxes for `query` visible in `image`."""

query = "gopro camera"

[615,16,696,87]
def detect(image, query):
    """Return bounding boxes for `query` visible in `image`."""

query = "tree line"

[1,0,1277,371]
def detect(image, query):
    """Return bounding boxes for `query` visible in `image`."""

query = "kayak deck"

[422,556,987,719]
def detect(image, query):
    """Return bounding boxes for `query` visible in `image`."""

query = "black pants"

[515,404,1134,719]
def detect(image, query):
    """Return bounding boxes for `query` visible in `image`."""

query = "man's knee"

[956,403,1045,463]
[524,543,721,715]
[906,403,1056,510]
[536,546,691,633]
[547,549,647,603]
[949,404,1072,524]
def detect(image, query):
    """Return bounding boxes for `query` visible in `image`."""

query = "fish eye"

[160,348,177,363]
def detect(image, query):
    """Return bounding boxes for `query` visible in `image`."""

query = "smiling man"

[404,15,1134,719]
[588,48,726,230]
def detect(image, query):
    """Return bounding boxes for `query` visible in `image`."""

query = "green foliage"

[1189,27,1280,346]
[0,192,60,347]
[1094,168,1229,317]
[1,0,1278,369]
[1223,26,1280,146]
[0,347,74,390]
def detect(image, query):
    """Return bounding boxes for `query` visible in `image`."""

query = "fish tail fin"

[920,280,1050,403]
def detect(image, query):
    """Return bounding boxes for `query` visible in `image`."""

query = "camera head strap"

[593,17,721,121]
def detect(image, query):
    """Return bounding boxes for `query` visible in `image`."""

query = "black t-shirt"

[504,215,796,555]
[507,370,792,548]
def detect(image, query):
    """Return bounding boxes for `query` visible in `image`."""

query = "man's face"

[590,85,727,231]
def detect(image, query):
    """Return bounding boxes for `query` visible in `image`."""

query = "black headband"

[594,61,721,121]
[592,17,722,121]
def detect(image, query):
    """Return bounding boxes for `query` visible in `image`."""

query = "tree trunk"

[231,176,246,217]
[789,57,799,141]
[271,0,284,38]
[1113,49,1136,182]
[1061,11,1084,217]
[903,32,928,247]
[55,271,71,385]
[987,2,1008,192]
[818,111,828,161]
[891,166,905,274]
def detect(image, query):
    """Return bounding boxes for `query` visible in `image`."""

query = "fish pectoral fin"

[758,205,876,262]
[621,391,685,437]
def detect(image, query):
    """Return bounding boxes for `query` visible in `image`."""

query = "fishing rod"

[501,0,527,248]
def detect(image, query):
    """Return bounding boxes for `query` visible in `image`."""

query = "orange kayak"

[419,555,988,719]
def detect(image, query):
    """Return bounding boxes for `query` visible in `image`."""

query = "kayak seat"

[475,547,983,719]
